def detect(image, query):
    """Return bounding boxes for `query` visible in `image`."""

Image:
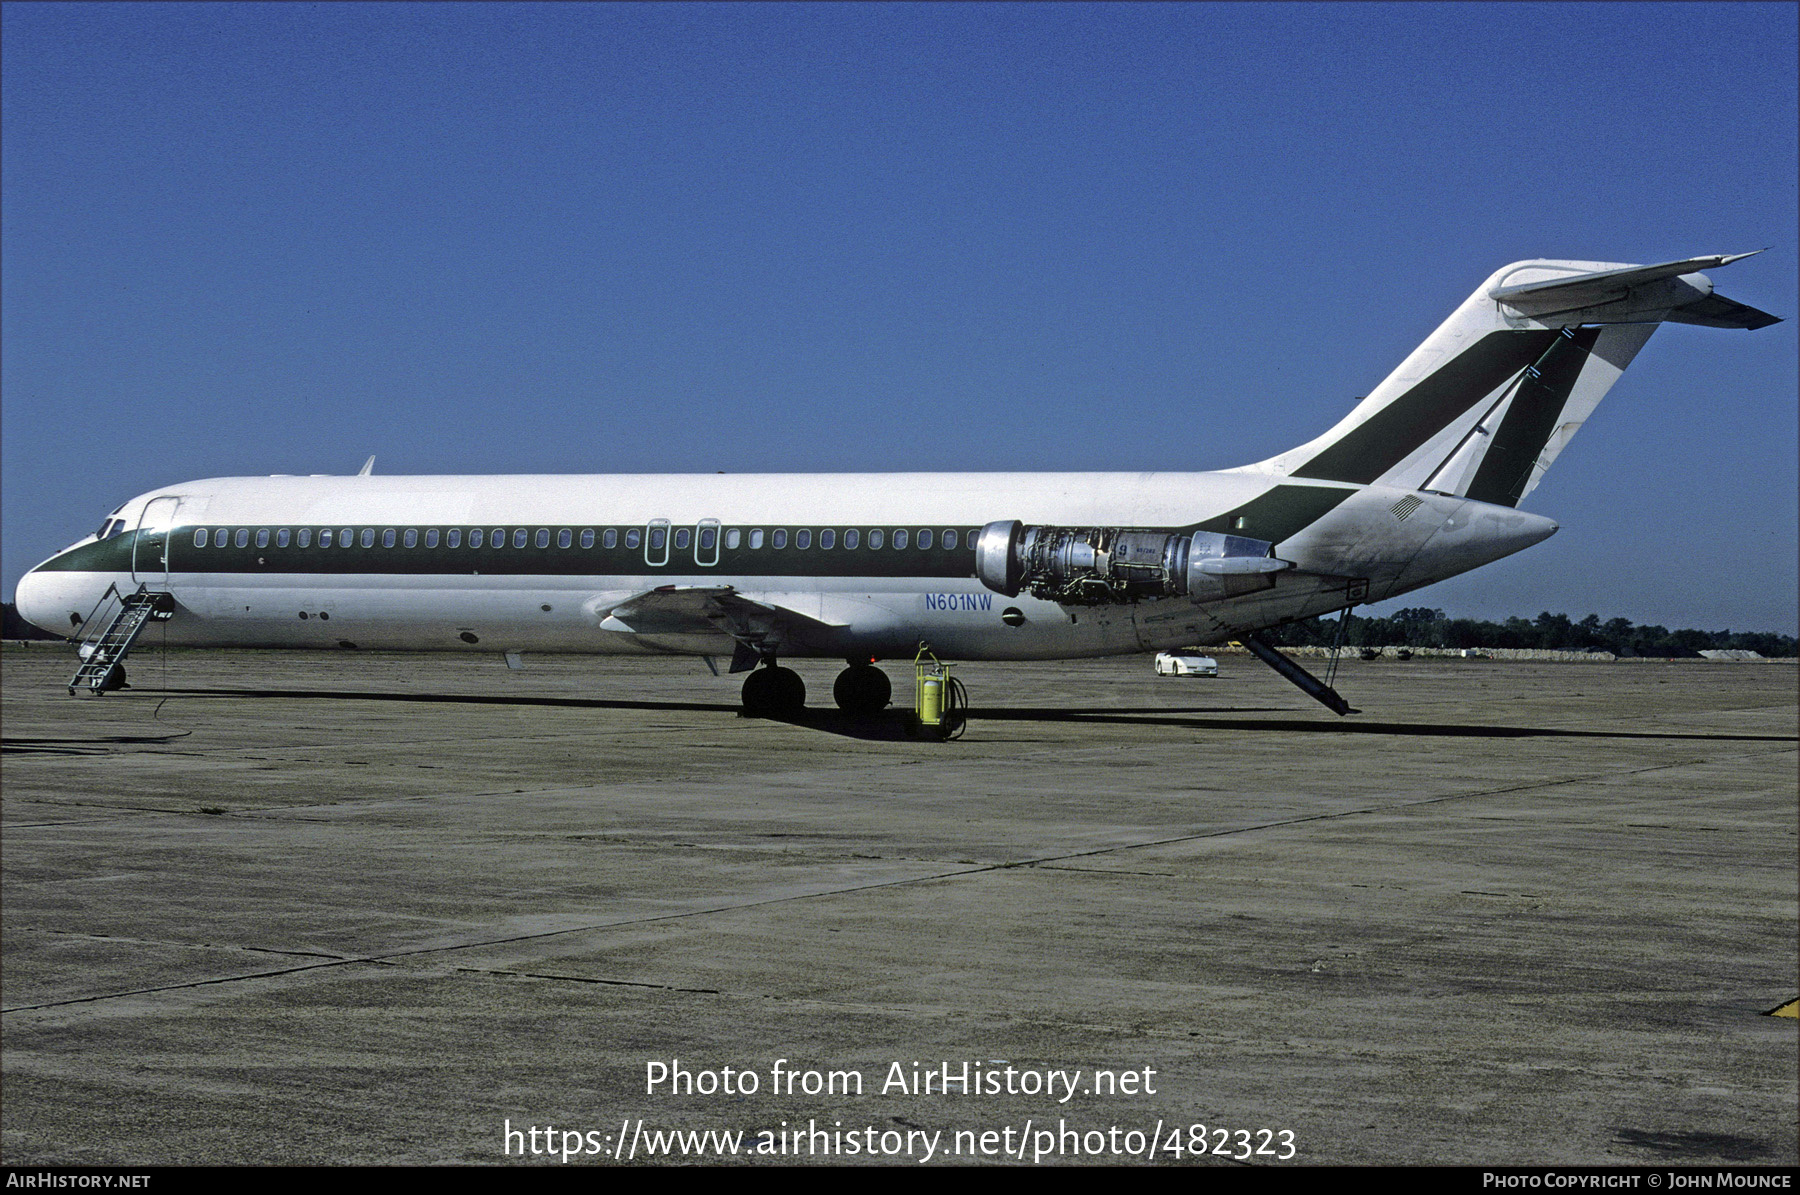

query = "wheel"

[741,665,806,717]
[832,664,891,715]
[98,664,127,692]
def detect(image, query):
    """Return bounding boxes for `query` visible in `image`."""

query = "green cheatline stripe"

[1464,325,1603,507]
[37,524,985,582]
[39,492,1367,581]
[1293,330,1560,485]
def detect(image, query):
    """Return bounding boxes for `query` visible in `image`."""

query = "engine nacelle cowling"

[974,520,1291,606]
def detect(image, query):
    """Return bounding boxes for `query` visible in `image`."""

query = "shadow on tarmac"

[52,684,1799,746]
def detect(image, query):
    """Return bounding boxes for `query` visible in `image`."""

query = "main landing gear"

[832,660,892,716]
[740,660,806,717]
[738,657,894,718]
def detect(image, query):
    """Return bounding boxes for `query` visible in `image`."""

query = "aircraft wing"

[598,585,844,668]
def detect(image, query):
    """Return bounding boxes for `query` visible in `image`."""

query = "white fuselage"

[15,468,1556,661]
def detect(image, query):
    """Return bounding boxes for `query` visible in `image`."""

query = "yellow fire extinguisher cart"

[910,642,967,740]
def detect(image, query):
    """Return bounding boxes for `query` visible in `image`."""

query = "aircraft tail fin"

[1256,253,1779,506]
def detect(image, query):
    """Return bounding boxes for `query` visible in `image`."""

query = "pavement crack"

[452,966,721,994]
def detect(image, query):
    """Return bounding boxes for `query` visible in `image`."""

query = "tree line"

[5,599,1795,657]
[1260,607,1796,658]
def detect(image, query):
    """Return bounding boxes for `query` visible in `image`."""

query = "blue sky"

[5,2,1795,632]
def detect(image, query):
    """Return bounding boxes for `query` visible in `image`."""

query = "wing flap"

[598,586,843,658]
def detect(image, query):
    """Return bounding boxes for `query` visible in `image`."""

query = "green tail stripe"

[1293,330,1559,485]
[1464,325,1603,507]
[1188,484,1353,544]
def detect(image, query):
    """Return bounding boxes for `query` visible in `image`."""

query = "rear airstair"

[68,584,174,696]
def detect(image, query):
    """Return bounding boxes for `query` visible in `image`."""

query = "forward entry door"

[131,496,182,586]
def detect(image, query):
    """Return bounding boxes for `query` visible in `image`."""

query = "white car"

[1154,651,1218,677]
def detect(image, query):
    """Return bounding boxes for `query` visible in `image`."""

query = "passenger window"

[236,528,251,548]
[492,527,505,546]
[361,528,375,548]
[674,528,690,550]
[580,529,594,548]
[298,528,312,548]
[649,527,666,550]
[558,529,572,549]
[446,529,460,548]
[276,529,291,548]
[535,529,549,548]
[382,529,396,548]
[214,527,227,545]
[749,529,764,549]
[725,528,741,550]
[318,529,331,548]
[943,529,958,550]
[795,529,811,550]
[820,529,835,549]
[699,527,715,550]
[603,528,618,549]
[514,528,528,548]
[772,529,788,549]
[625,528,640,549]
[893,529,908,549]
[340,528,354,547]
[470,529,483,548]
[845,529,860,549]
[918,528,932,549]
[256,529,270,548]
[425,529,439,548]
[869,529,884,549]
[194,529,208,547]
[404,529,418,548]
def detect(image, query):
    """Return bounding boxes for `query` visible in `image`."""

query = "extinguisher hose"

[943,675,969,740]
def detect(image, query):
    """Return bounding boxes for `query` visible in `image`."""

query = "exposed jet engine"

[974,520,1291,606]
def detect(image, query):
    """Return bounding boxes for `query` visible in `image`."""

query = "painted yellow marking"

[1769,1000,1798,1018]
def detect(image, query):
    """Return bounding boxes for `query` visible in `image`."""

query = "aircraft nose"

[14,564,81,638]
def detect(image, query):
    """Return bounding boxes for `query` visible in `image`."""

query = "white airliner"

[15,253,1780,715]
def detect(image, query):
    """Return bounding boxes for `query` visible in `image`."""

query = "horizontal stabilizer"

[1663,292,1783,331]
[1488,251,1765,306]
[1487,251,1781,331]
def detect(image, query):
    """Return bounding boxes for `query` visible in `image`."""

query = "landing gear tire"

[741,665,805,717]
[98,664,127,693]
[832,664,891,715]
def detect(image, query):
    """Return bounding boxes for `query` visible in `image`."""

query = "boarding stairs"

[68,584,174,696]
